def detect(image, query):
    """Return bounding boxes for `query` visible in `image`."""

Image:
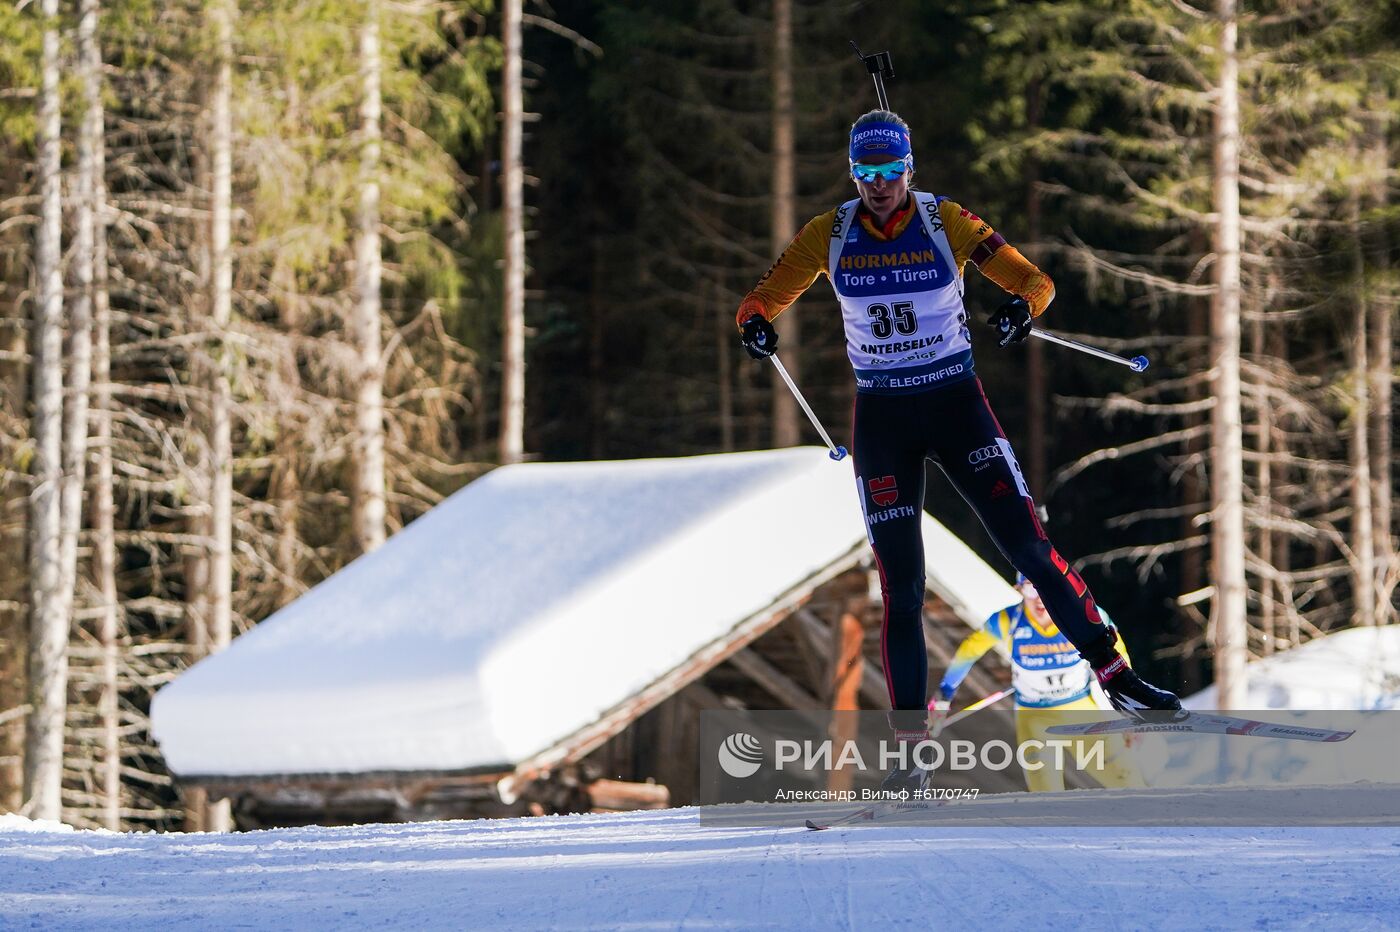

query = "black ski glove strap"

[740,315,778,359]
[987,296,1033,347]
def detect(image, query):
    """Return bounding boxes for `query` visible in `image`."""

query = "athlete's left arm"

[938,200,1055,317]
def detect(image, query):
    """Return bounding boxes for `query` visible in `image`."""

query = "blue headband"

[849,121,912,163]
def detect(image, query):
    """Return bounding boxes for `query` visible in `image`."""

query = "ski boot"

[1086,637,1184,718]
[880,713,934,801]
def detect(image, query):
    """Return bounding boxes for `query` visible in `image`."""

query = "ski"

[803,794,956,831]
[1044,712,1354,743]
[804,804,879,831]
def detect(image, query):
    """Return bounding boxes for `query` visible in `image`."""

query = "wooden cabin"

[151,449,1017,829]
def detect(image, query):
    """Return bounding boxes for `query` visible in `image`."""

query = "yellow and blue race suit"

[940,603,1143,792]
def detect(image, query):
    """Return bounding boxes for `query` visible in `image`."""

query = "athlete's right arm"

[735,209,839,328]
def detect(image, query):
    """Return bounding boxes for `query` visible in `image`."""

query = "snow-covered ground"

[4,805,1399,930]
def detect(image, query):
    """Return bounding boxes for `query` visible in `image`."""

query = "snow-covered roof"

[1184,625,1400,710]
[151,447,1018,779]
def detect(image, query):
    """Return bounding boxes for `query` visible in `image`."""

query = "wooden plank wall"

[577,564,1013,806]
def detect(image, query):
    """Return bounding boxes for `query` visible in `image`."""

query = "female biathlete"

[736,109,1180,792]
[937,576,1144,793]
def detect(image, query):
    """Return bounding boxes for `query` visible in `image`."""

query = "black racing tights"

[851,376,1115,712]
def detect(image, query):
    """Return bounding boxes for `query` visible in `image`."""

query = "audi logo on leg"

[968,445,1003,465]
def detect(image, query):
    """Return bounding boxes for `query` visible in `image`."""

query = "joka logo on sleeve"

[867,475,898,507]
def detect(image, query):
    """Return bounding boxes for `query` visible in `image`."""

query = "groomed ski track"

[5,803,1400,930]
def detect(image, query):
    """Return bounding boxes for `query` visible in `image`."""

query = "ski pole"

[943,688,1014,727]
[768,353,848,461]
[1030,328,1149,373]
[929,687,1014,736]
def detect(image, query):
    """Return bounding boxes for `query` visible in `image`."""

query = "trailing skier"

[936,575,1144,792]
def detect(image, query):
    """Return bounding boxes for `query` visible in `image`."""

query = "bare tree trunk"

[273,457,299,604]
[24,0,68,824]
[184,97,211,735]
[1250,311,1275,655]
[77,0,118,831]
[1267,322,1293,650]
[499,0,526,464]
[1371,270,1394,622]
[1348,194,1376,627]
[1367,125,1394,624]
[208,0,234,659]
[737,349,759,450]
[65,10,99,658]
[1025,343,1045,496]
[716,279,734,452]
[768,0,799,448]
[273,263,302,608]
[352,0,387,553]
[477,139,494,455]
[1181,235,1209,593]
[588,244,606,459]
[196,0,236,833]
[1209,0,1246,710]
[0,317,29,811]
[92,246,119,828]
[1024,76,1046,499]
[1179,264,1209,694]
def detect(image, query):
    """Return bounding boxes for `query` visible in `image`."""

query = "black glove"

[1093,654,1184,717]
[986,296,1033,347]
[740,315,778,360]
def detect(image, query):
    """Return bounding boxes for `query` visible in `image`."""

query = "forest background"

[0,0,1395,831]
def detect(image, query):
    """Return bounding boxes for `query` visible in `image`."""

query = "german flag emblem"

[867,475,898,507]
